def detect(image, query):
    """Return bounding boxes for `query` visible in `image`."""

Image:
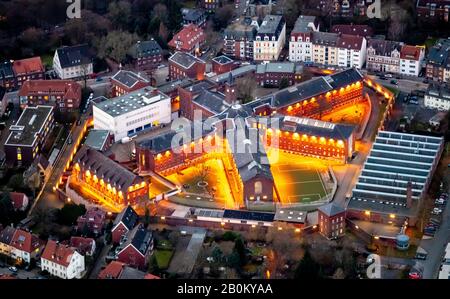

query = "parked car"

[8,266,18,273]
[409,99,419,105]
[390,79,398,85]
[409,271,422,279]
[385,74,393,78]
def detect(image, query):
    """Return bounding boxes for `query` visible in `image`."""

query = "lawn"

[267,149,330,204]
[154,250,174,269]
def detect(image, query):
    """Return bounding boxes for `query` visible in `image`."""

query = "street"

[365,74,428,94]
[0,265,42,279]
[420,187,450,279]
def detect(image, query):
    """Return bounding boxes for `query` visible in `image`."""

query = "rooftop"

[12,57,44,75]
[113,205,139,231]
[331,24,373,37]
[292,15,318,34]
[56,44,93,68]
[256,62,296,74]
[223,209,275,222]
[5,105,53,147]
[257,15,285,36]
[169,51,205,69]
[84,130,110,151]
[93,86,170,117]
[129,39,162,59]
[110,70,149,89]
[18,80,82,99]
[274,209,307,223]
[318,202,346,217]
[41,240,76,267]
[212,55,234,65]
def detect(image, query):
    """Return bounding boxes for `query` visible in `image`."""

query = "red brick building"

[116,224,154,270]
[128,39,163,71]
[211,56,237,75]
[168,24,205,55]
[111,206,139,244]
[18,80,82,112]
[76,207,106,236]
[72,145,149,206]
[110,70,150,97]
[12,57,45,87]
[255,62,302,88]
[318,203,346,239]
[168,52,206,81]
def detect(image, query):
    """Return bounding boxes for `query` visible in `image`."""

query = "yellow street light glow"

[389,214,395,219]
[364,211,371,216]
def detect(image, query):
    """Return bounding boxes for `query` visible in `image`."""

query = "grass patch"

[154,250,174,269]
[378,244,418,259]
[156,239,173,251]
[41,54,54,68]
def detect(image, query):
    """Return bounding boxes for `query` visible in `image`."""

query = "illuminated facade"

[73,145,148,206]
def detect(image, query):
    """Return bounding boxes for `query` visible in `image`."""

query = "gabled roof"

[168,24,205,52]
[18,80,82,99]
[169,51,205,69]
[10,229,42,253]
[69,237,95,255]
[129,40,162,59]
[12,57,44,75]
[292,15,318,34]
[98,261,125,279]
[0,226,16,245]
[111,70,149,89]
[336,34,364,51]
[113,205,139,231]
[119,224,153,257]
[41,240,77,267]
[74,145,144,191]
[367,39,403,56]
[257,15,285,38]
[318,203,346,217]
[56,44,93,68]
[400,45,423,61]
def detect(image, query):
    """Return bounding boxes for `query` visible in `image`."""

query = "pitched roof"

[69,237,95,255]
[119,224,153,257]
[257,15,285,38]
[113,205,139,231]
[98,261,125,279]
[336,34,364,51]
[318,203,346,217]
[256,62,296,74]
[0,226,16,245]
[312,31,339,46]
[331,24,373,37]
[12,57,44,75]
[18,80,82,99]
[281,116,355,140]
[129,40,162,59]
[181,8,206,22]
[74,145,144,192]
[168,24,205,52]
[119,266,147,279]
[9,192,28,210]
[41,240,77,267]
[292,15,318,34]
[401,45,423,61]
[144,273,161,279]
[169,51,205,69]
[56,44,93,68]
[427,38,450,67]
[10,229,42,253]
[212,55,234,65]
[110,70,149,89]
[367,39,403,56]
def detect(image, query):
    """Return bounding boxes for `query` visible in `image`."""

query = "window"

[254,181,262,194]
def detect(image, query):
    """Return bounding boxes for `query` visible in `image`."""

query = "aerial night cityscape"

[1,0,450,288]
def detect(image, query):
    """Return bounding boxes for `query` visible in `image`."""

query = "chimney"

[406,181,413,208]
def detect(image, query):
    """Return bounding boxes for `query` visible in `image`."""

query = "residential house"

[53,44,94,80]
[10,229,44,264]
[128,39,163,71]
[69,237,96,256]
[256,62,302,87]
[18,80,82,112]
[224,17,259,61]
[76,207,107,236]
[116,224,154,270]
[424,84,450,110]
[366,39,403,74]
[111,206,139,244]
[416,0,450,23]
[110,70,150,97]
[168,24,205,55]
[168,52,206,81]
[0,60,16,91]
[400,45,425,77]
[181,8,207,28]
[254,15,286,61]
[9,192,29,211]
[0,226,16,256]
[41,240,85,279]
[12,57,45,87]
[318,203,346,239]
[426,38,450,82]
[289,15,320,62]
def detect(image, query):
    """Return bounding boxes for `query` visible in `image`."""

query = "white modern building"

[424,84,450,111]
[53,44,93,80]
[289,15,319,62]
[93,86,171,142]
[400,45,425,77]
[254,15,286,61]
[41,240,85,279]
